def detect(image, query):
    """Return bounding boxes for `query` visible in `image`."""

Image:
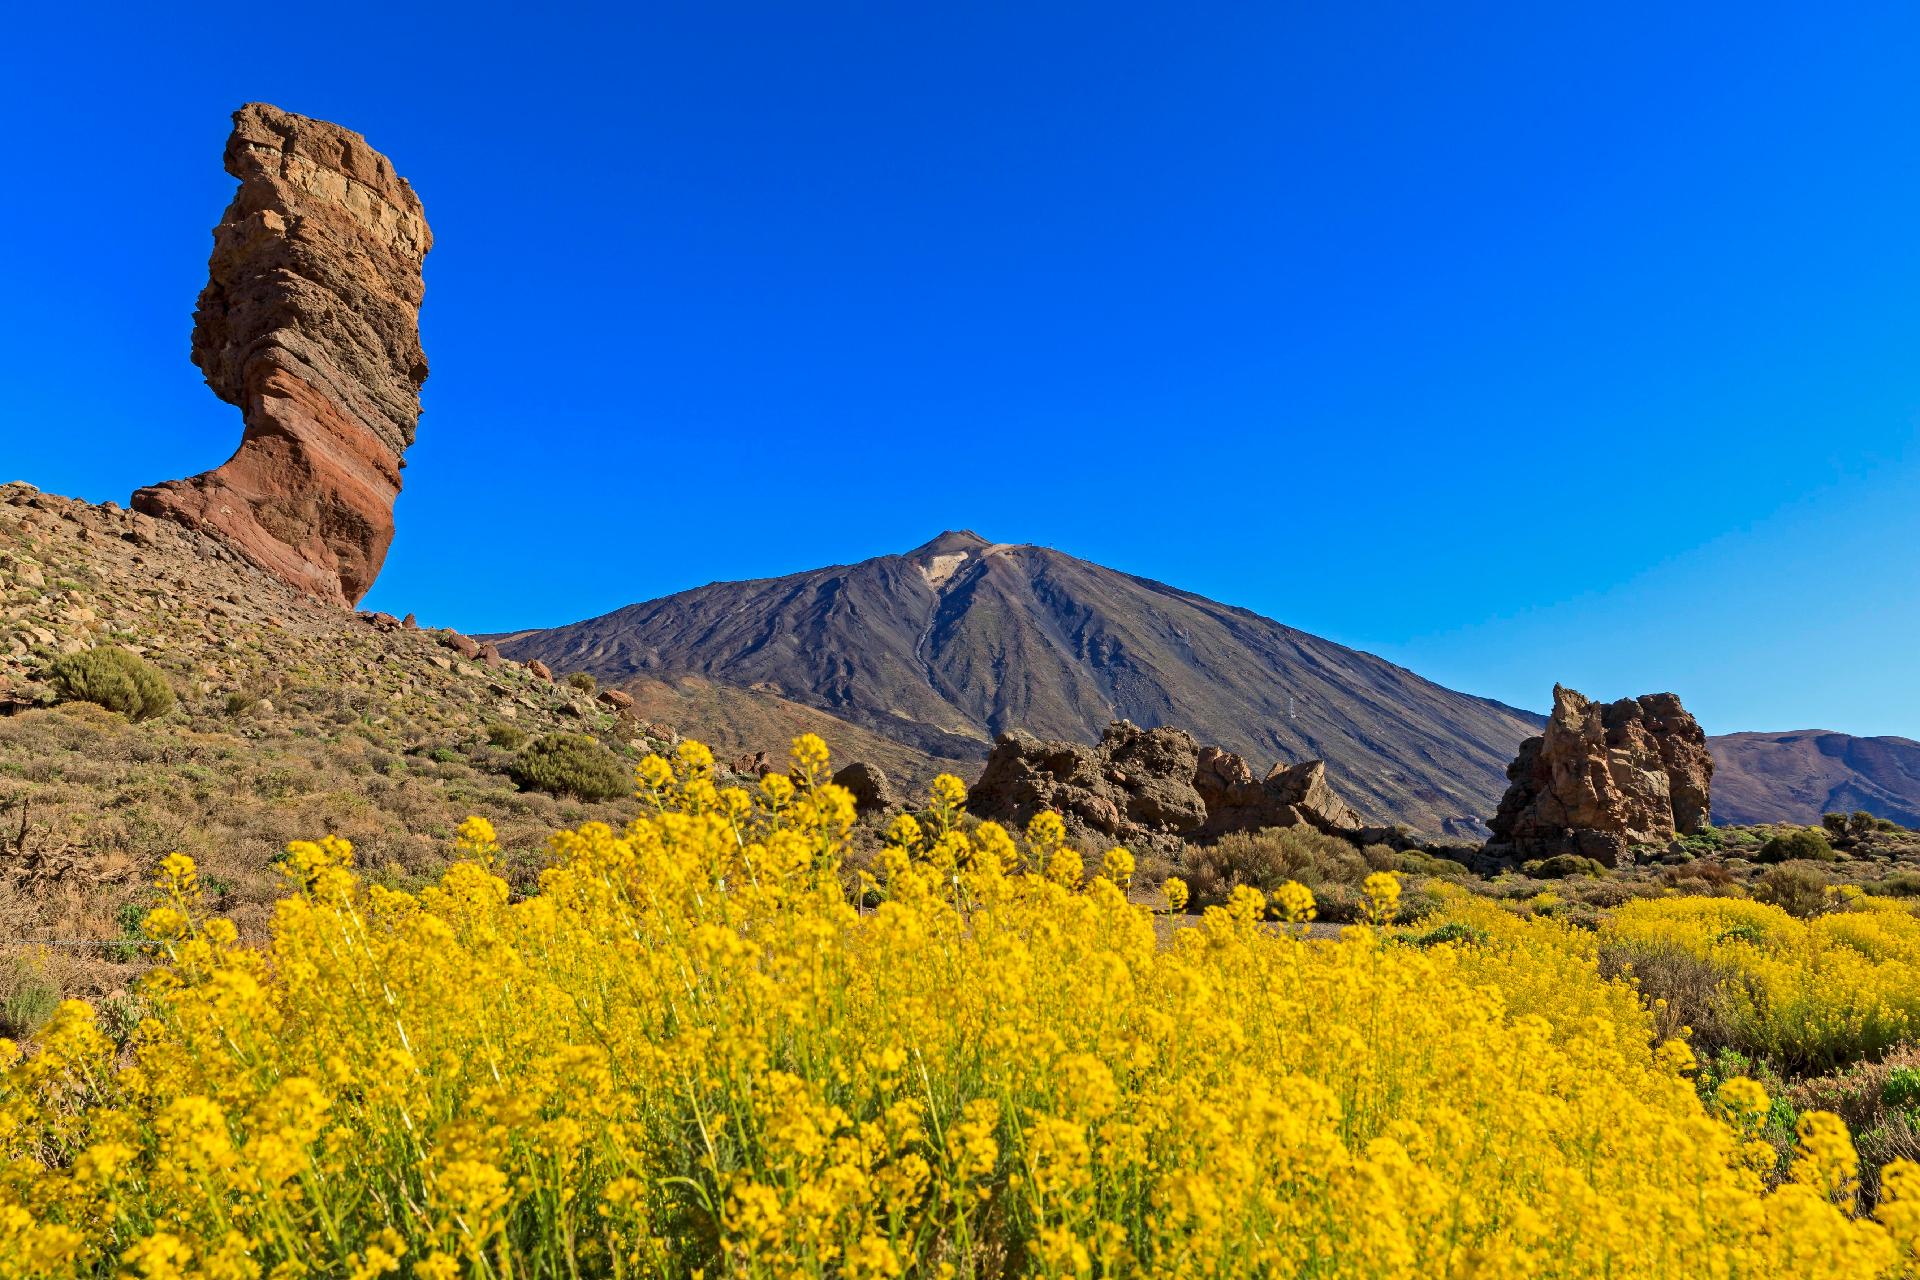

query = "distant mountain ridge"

[1709,730,1920,828]
[491,532,1920,835]
[492,531,1546,835]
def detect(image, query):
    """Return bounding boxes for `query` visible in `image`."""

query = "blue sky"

[2,3,1916,737]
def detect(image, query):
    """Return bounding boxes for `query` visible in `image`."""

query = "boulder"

[598,689,634,711]
[439,631,481,660]
[732,750,776,777]
[1485,685,1714,867]
[1262,760,1365,837]
[527,660,554,682]
[132,103,432,607]
[831,761,895,814]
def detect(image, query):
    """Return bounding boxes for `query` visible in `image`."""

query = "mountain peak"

[907,530,990,558]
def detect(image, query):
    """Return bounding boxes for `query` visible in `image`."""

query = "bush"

[507,733,629,800]
[1823,811,1881,841]
[1405,920,1489,948]
[1753,864,1830,918]
[1758,827,1835,864]
[1185,825,1365,906]
[1884,1066,1920,1112]
[1872,872,1920,898]
[0,956,59,1038]
[1391,850,1472,878]
[1524,854,1609,880]
[46,645,174,722]
[1604,896,1920,1070]
[564,672,597,695]
[486,722,529,751]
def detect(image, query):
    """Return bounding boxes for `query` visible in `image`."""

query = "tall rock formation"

[133,103,431,606]
[1486,685,1713,866]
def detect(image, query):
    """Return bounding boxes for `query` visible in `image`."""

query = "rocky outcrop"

[1485,685,1713,866]
[831,761,896,814]
[967,720,1368,853]
[132,103,431,607]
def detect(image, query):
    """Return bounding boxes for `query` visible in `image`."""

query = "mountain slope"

[1709,731,1920,827]
[493,532,1546,834]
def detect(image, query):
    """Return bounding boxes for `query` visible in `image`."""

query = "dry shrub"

[1598,940,1743,1059]
[1754,863,1829,919]
[1185,825,1365,906]
[1790,1044,1920,1206]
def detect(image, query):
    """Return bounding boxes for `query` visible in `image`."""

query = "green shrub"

[564,672,597,695]
[1873,872,1920,898]
[508,733,629,801]
[486,722,529,751]
[0,957,60,1038]
[1823,810,1881,840]
[46,645,174,722]
[1389,850,1471,878]
[1523,854,1609,879]
[1758,827,1835,864]
[1405,920,1488,949]
[1884,1066,1920,1112]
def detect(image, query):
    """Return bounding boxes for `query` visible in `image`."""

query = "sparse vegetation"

[564,671,597,695]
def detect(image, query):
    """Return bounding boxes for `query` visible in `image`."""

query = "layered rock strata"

[133,103,431,606]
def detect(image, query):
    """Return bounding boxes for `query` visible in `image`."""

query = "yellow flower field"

[1603,895,1920,1069]
[2,737,1917,1278]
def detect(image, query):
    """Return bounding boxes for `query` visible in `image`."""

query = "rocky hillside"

[492,531,1547,835]
[0,482,665,1007]
[1710,731,1920,828]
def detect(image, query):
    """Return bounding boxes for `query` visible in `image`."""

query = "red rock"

[527,660,553,682]
[132,103,431,607]
[598,689,635,711]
